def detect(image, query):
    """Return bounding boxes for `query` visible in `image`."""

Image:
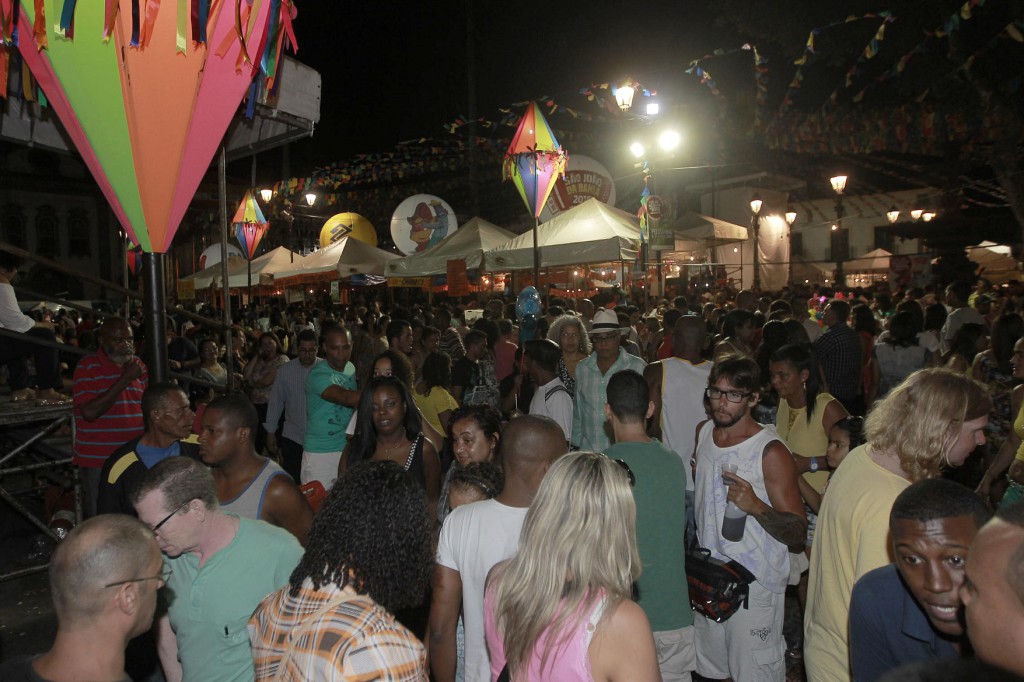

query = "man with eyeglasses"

[571,308,646,452]
[133,456,302,682]
[0,515,163,682]
[692,355,806,682]
[97,383,199,516]
[73,316,148,517]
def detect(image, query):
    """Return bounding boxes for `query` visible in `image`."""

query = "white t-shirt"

[659,357,714,491]
[528,377,573,442]
[940,306,984,354]
[436,499,528,682]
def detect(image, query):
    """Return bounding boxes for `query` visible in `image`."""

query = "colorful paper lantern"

[0,0,296,253]
[233,191,269,259]
[502,103,568,219]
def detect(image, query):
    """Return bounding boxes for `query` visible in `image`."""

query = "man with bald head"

[644,314,712,545]
[430,415,567,682]
[73,316,148,517]
[961,499,1024,677]
[0,515,163,681]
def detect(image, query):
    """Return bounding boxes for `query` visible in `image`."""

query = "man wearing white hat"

[571,308,647,451]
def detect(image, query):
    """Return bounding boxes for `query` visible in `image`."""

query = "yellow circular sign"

[319,213,378,248]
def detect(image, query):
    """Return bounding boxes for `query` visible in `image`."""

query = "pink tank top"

[484,585,606,682]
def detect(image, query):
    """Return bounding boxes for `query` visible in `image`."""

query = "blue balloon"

[516,286,541,343]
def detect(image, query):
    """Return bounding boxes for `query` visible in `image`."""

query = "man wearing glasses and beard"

[691,355,806,682]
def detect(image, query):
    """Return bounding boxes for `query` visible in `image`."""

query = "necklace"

[379,437,406,454]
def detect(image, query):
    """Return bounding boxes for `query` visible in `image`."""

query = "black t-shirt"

[451,357,480,391]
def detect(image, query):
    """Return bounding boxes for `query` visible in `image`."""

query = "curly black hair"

[450,460,504,499]
[288,460,432,613]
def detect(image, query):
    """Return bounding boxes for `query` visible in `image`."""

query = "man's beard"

[711,409,744,429]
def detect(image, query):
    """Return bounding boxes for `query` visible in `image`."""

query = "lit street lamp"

[785,209,797,285]
[830,174,848,288]
[750,194,763,290]
[628,126,680,303]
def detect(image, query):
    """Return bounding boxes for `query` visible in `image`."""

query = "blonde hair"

[866,367,991,480]
[547,315,592,355]
[492,452,639,678]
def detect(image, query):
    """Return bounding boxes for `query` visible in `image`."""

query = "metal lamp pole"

[750,194,763,291]
[831,175,847,289]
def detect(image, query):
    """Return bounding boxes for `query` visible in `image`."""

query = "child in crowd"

[448,461,504,510]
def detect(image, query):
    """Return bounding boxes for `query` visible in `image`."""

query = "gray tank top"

[221,458,290,521]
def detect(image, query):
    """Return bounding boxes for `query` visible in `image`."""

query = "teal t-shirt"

[165,516,303,682]
[304,360,357,453]
[604,439,693,631]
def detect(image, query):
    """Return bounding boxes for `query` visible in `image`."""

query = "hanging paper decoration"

[233,191,270,259]
[502,102,568,219]
[127,243,143,277]
[0,0,297,253]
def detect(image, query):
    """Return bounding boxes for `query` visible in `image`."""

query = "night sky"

[284,0,730,169]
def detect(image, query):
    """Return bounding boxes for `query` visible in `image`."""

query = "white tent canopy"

[484,198,640,271]
[386,217,516,278]
[969,241,1020,284]
[669,212,749,251]
[846,248,892,273]
[178,247,301,289]
[273,237,400,281]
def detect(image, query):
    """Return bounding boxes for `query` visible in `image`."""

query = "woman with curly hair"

[484,452,660,682]
[546,314,591,397]
[803,368,991,681]
[249,460,432,680]
[340,376,441,518]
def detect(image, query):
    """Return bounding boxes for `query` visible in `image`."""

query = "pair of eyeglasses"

[704,387,752,404]
[152,500,191,533]
[592,333,619,344]
[104,567,173,589]
[614,459,636,487]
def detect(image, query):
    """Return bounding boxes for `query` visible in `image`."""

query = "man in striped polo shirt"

[73,316,147,517]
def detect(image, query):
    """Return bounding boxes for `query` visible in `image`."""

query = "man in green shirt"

[604,369,695,681]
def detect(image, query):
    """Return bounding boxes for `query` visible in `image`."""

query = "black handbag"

[685,547,756,622]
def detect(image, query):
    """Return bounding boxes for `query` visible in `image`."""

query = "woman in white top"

[0,252,68,404]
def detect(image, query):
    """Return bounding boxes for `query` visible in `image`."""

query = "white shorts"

[301,450,343,490]
[694,580,785,682]
[654,625,696,682]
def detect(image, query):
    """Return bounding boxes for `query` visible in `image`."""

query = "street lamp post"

[750,194,763,291]
[785,209,797,285]
[629,128,680,305]
[830,175,848,288]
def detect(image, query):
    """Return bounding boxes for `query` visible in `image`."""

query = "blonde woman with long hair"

[803,368,991,681]
[483,452,661,682]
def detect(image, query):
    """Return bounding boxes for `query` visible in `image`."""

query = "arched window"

[0,204,27,248]
[35,205,59,257]
[68,210,92,256]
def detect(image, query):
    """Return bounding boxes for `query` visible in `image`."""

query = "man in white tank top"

[644,315,712,547]
[692,356,806,682]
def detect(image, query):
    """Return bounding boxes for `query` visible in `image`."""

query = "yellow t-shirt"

[776,393,837,494]
[414,386,458,437]
[1014,399,1024,463]
[803,444,910,682]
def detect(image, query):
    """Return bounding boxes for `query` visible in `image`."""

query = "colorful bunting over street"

[233,191,270,259]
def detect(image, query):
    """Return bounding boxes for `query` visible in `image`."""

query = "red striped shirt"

[72,350,147,467]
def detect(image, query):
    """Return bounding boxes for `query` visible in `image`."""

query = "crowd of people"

[4,273,1024,681]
